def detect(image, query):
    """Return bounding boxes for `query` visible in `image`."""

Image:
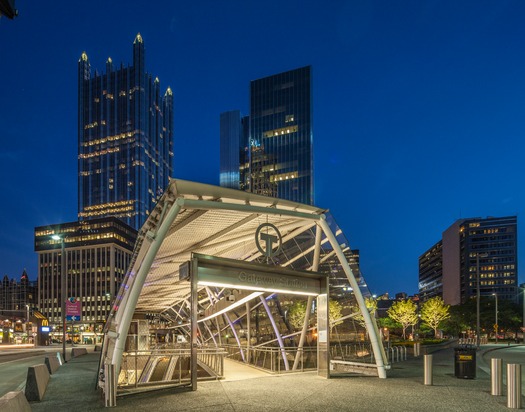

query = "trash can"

[454,346,476,379]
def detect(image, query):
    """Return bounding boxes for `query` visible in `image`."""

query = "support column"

[317,286,329,378]
[293,225,322,371]
[246,302,251,364]
[318,215,388,378]
[190,258,198,391]
[224,313,245,362]
[110,200,182,374]
[260,296,289,371]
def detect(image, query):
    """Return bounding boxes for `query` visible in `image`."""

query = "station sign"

[188,253,326,296]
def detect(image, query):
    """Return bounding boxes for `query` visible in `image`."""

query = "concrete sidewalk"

[30,347,523,411]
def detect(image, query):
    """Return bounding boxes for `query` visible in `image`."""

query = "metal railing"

[118,347,226,389]
[223,344,317,373]
[330,343,376,364]
[458,337,488,345]
[386,346,407,362]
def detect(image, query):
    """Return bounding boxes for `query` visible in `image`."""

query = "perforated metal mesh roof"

[107,179,368,320]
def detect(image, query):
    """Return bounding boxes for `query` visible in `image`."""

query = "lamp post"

[492,292,498,344]
[475,252,488,349]
[521,283,525,344]
[52,234,67,362]
[25,304,30,345]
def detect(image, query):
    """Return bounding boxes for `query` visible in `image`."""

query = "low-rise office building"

[34,217,136,343]
[419,216,518,305]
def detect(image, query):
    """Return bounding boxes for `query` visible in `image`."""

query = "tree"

[441,297,522,339]
[420,297,450,338]
[287,299,344,332]
[349,296,378,328]
[387,299,418,339]
[329,300,344,331]
[288,300,310,330]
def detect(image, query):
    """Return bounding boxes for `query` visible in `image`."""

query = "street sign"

[66,297,82,322]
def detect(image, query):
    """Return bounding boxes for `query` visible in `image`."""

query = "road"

[481,344,525,392]
[0,354,51,397]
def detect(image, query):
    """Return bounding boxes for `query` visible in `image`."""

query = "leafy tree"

[288,300,309,330]
[378,316,401,329]
[349,296,378,328]
[387,299,418,339]
[287,299,344,332]
[420,297,450,337]
[329,300,344,331]
[441,297,522,339]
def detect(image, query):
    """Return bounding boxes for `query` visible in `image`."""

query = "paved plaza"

[24,345,524,411]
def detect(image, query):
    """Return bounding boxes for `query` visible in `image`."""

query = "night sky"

[1,1,524,296]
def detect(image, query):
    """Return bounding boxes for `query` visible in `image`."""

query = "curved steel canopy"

[100,179,388,395]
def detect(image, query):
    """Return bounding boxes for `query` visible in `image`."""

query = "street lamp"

[520,283,525,343]
[492,292,498,344]
[52,234,67,362]
[475,252,488,349]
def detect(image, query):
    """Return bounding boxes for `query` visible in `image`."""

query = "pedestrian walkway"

[29,346,523,411]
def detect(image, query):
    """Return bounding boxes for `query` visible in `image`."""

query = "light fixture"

[197,280,320,297]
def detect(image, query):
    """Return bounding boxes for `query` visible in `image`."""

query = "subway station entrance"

[99,180,388,406]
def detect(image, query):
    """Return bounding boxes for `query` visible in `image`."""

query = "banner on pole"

[66,297,82,321]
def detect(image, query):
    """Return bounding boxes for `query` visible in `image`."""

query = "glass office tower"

[221,66,314,205]
[219,111,249,190]
[250,66,313,205]
[78,34,174,230]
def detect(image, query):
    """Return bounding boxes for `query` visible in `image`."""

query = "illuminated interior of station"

[99,179,388,403]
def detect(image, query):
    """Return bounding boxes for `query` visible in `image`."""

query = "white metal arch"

[100,179,388,403]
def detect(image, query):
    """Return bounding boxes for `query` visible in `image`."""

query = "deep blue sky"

[1,1,524,296]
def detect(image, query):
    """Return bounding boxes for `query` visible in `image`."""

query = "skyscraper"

[33,35,172,338]
[78,34,174,230]
[219,110,249,190]
[419,216,518,304]
[220,66,314,205]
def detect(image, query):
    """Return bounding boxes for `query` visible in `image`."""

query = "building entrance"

[99,180,387,407]
[185,253,329,390]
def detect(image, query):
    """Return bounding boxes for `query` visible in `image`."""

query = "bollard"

[414,342,420,357]
[424,354,433,385]
[490,358,502,396]
[105,363,116,407]
[507,364,522,409]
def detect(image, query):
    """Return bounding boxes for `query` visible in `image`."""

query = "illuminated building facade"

[34,217,136,340]
[0,270,37,314]
[0,271,37,344]
[419,216,518,305]
[220,66,314,205]
[219,110,249,190]
[78,34,173,230]
[418,240,443,302]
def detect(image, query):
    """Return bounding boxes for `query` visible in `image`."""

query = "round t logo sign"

[255,223,282,258]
